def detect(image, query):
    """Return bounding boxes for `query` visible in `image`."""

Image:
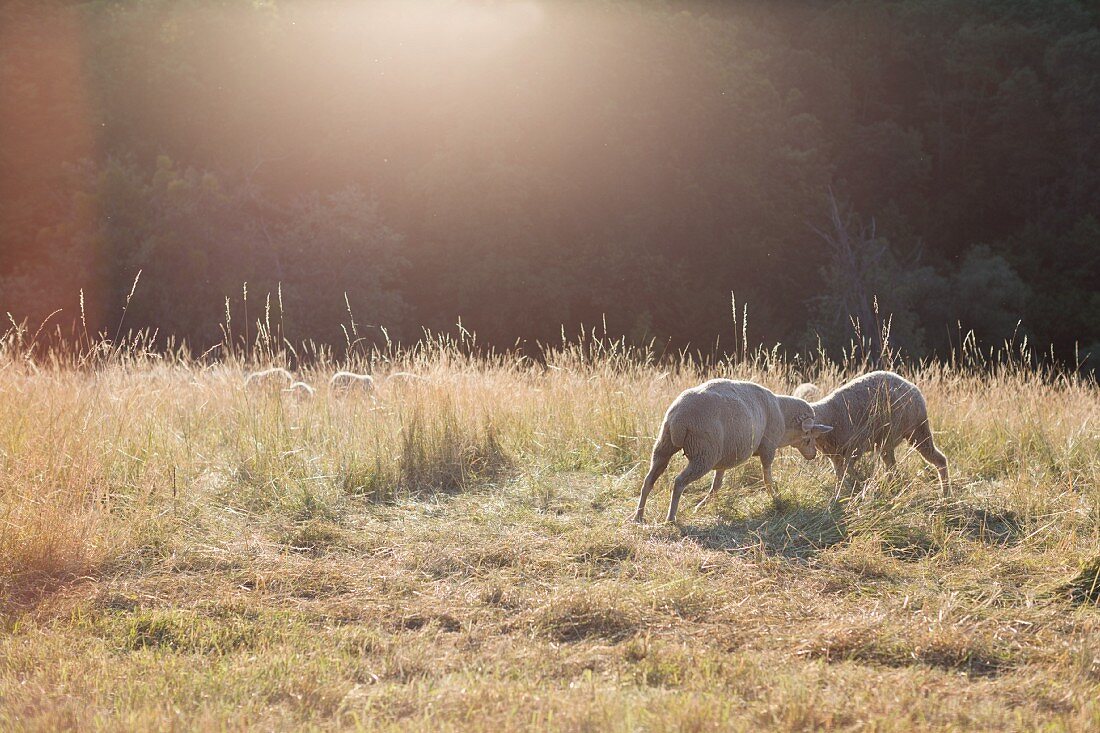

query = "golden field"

[1,334,1098,731]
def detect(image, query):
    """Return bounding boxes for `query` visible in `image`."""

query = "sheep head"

[795,416,833,460]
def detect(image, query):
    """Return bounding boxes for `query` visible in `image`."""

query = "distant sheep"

[798,371,949,493]
[386,371,428,384]
[793,382,822,401]
[634,379,833,523]
[283,381,316,400]
[329,371,375,395]
[243,367,294,390]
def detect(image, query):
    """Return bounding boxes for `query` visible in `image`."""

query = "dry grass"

[1,333,1098,731]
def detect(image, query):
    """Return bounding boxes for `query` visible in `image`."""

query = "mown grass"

[0,332,1098,731]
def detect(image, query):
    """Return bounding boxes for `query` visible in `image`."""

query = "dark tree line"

[1,0,1098,361]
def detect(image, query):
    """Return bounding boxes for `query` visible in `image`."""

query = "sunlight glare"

[370,1,545,53]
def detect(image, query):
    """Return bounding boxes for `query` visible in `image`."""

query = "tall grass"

[1,322,1095,601]
[1,321,1098,730]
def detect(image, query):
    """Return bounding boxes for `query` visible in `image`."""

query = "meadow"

[1,331,1098,731]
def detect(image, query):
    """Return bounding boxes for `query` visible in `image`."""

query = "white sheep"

[243,367,294,390]
[634,379,833,523]
[792,382,822,401]
[798,371,949,493]
[386,371,429,384]
[283,381,316,400]
[329,371,375,395]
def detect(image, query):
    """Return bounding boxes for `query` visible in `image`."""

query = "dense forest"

[1,0,1098,361]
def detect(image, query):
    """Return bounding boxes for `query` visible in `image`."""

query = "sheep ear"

[812,424,833,435]
[801,417,814,432]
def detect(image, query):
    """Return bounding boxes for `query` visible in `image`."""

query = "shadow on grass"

[0,573,94,621]
[678,481,956,561]
[1058,555,1100,606]
[681,498,849,560]
[943,504,1025,546]
[801,625,1010,678]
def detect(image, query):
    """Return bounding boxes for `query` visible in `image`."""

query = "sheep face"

[794,418,833,460]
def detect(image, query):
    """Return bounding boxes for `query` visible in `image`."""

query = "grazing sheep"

[793,382,822,401]
[284,381,316,400]
[329,371,375,395]
[634,379,833,523]
[244,367,294,390]
[386,371,428,384]
[799,371,949,494]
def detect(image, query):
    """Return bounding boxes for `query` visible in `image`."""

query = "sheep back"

[330,371,375,393]
[812,371,929,456]
[244,367,294,389]
[793,382,821,401]
[662,380,790,468]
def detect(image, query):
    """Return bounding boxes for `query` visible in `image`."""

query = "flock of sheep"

[634,371,950,523]
[243,366,950,525]
[243,367,425,399]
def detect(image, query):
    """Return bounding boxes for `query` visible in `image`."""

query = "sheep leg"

[881,444,897,475]
[830,455,852,502]
[634,443,675,523]
[760,449,779,505]
[694,469,725,510]
[666,460,712,523]
[909,420,950,495]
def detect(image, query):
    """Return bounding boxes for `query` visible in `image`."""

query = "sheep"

[798,371,949,494]
[329,371,375,395]
[793,382,822,401]
[243,367,294,390]
[634,379,833,523]
[387,371,428,383]
[283,381,316,400]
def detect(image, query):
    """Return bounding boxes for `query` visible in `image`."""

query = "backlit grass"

[1,332,1098,731]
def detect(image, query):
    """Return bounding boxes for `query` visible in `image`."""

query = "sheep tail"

[650,419,682,458]
[665,420,687,450]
